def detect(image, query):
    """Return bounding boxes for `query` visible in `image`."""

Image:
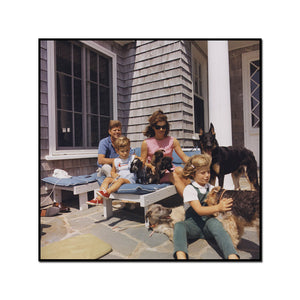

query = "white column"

[207,40,234,189]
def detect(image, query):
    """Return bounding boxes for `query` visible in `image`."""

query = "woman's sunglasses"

[154,124,167,130]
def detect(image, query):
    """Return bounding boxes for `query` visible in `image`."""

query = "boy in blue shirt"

[97,120,122,177]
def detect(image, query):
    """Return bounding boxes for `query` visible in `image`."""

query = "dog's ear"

[212,186,221,193]
[145,210,152,219]
[209,123,216,135]
[199,128,203,136]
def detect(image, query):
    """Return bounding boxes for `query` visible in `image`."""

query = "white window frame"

[46,40,118,160]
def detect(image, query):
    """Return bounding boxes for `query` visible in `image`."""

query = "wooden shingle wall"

[117,40,195,148]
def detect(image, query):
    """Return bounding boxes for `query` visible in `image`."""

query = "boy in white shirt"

[87,136,136,205]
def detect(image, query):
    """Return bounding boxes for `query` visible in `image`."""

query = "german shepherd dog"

[199,123,259,191]
[205,186,260,248]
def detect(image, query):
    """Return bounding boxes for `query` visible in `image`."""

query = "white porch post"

[207,40,234,189]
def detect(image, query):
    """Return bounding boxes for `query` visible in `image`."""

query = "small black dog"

[158,156,173,178]
[130,151,173,184]
[151,150,173,181]
[130,157,154,184]
[199,123,259,191]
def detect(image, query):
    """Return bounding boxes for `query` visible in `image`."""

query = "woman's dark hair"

[143,110,170,137]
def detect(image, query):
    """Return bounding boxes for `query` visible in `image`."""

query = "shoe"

[96,189,110,199]
[53,202,71,212]
[86,198,103,206]
[40,206,60,217]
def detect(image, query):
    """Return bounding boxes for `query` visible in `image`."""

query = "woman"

[140,110,190,196]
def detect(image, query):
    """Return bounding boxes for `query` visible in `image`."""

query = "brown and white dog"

[145,204,185,241]
[205,186,260,248]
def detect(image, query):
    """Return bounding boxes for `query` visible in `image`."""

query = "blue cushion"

[115,183,171,195]
[133,147,141,156]
[96,176,171,195]
[42,172,98,187]
[42,149,201,193]
[132,148,200,163]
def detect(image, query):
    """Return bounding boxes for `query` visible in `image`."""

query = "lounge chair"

[42,149,200,220]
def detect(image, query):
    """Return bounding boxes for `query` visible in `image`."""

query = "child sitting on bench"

[87,136,136,205]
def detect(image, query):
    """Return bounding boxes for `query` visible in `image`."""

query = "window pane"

[73,44,82,78]
[90,82,98,114]
[57,73,72,110]
[57,110,73,147]
[90,115,99,147]
[252,86,260,102]
[252,60,260,68]
[100,117,110,140]
[194,95,204,133]
[90,51,97,82]
[99,56,109,85]
[74,113,83,147]
[194,79,198,95]
[56,41,71,74]
[252,70,260,84]
[193,60,197,76]
[100,87,110,116]
[74,78,82,112]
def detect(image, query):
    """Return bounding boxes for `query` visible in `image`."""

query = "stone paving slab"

[40,176,261,260]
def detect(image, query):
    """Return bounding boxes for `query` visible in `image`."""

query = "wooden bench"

[96,148,200,224]
[43,149,200,215]
[99,184,177,222]
[43,173,100,210]
[45,181,100,210]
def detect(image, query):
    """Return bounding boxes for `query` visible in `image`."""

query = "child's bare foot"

[228,254,239,259]
[176,251,187,260]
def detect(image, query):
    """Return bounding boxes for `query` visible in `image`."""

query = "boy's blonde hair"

[115,136,130,150]
[182,154,212,179]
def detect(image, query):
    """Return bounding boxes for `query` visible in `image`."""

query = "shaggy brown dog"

[145,204,185,241]
[205,186,260,248]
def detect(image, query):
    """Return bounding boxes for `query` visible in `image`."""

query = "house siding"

[116,40,194,148]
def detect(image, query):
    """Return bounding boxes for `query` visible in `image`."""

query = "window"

[193,58,205,132]
[191,45,208,134]
[249,60,260,128]
[46,40,117,160]
[56,40,112,149]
